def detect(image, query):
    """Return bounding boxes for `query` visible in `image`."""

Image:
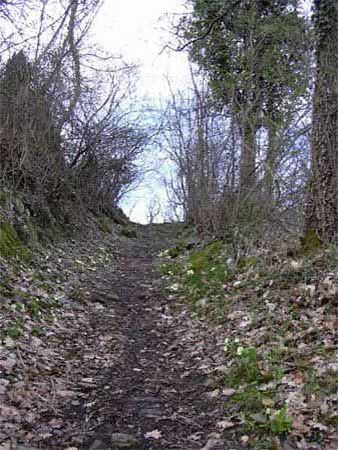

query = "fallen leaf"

[81,377,95,383]
[216,419,235,429]
[0,443,11,450]
[0,356,17,372]
[222,388,236,396]
[311,421,328,431]
[207,389,220,399]
[292,416,310,433]
[4,337,15,348]
[262,398,275,407]
[48,417,63,428]
[144,430,162,439]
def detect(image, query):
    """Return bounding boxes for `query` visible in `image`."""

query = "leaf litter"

[160,242,338,449]
[1,223,337,450]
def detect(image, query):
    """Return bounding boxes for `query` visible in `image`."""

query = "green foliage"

[249,440,279,450]
[268,405,292,435]
[181,0,309,122]
[220,341,289,437]
[185,241,231,305]
[27,298,42,319]
[229,379,292,435]
[229,346,262,385]
[232,385,268,413]
[31,326,44,337]
[161,240,233,318]
[233,386,292,435]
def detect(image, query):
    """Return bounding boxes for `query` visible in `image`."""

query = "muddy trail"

[28,223,230,450]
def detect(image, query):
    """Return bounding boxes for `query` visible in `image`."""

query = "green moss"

[98,217,113,233]
[0,222,31,260]
[3,318,24,339]
[250,439,279,450]
[121,225,137,238]
[232,385,267,413]
[167,243,186,258]
[189,241,223,270]
[0,191,10,207]
[160,261,183,276]
[300,229,322,255]
[238,255,258,269]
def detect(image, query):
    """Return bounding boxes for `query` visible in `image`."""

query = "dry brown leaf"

[262,398,275,407]
[292,415,311,433]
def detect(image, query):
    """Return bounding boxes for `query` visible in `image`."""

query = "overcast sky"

[94,0,190,99]
[92,0,190,223]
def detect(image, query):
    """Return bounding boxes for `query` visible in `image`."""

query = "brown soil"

[27,224,232,450]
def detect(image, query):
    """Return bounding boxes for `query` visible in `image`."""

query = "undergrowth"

[160,238,338,448]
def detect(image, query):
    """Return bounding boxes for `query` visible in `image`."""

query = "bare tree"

[0,0,149,222]
[162,74,238,236]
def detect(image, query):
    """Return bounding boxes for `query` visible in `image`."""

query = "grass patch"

[2,318,25,339]
[161,240,234,317]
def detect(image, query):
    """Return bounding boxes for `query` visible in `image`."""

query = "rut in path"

[61,224,230,450]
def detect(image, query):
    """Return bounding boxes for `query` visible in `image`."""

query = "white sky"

[93,0,190,223]
[94,0,190,100]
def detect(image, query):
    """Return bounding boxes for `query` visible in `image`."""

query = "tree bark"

[304,0,338,242]
[264,123,277,203]
[239,117,257,193]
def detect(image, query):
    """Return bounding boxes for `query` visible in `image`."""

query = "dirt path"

[63,225,226,450]
[48,224,227,450]
[0,224,232,449]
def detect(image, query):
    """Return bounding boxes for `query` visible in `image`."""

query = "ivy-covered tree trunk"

[180,0,308,202]
[263,121,278,203]
[239,118,257,192]
[305,0,338,242]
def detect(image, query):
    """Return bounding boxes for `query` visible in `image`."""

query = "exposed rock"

[201,437,226,450]
[110,433,139,448]
[15,447,41,450]
[140,407,162,419]
[0,443,11,450]
[90,291,119,304]
[88,439,110,450]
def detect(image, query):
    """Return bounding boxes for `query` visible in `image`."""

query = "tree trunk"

[239,118,257,193]
[304,0,338,242]
[264,123,277,204]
